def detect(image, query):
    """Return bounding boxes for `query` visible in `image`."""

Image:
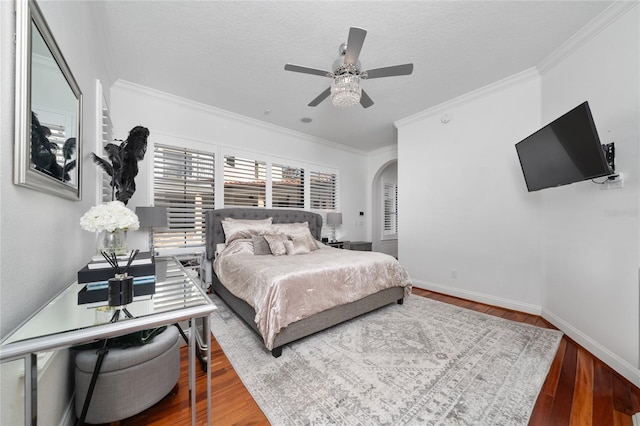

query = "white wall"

[539,5,639,382]
[396,71,544,314]
[1,1,112,424]
[110,81,371,246]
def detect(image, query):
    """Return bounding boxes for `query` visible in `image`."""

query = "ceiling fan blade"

[365,63,414,79]
[284,64,330,77]
[308,87,331,107]
[343,27,367,65]
[360,89,374,108]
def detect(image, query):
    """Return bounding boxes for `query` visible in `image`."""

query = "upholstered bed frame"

[205,208,404,357]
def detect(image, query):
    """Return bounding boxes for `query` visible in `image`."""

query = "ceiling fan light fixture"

[331,74,361,109]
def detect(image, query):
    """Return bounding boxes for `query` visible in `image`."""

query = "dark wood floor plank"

[549,338,579,425]
[593,358,615,426]
[529,393,555,426]
[541,338,567,397]
[613,372,635,416]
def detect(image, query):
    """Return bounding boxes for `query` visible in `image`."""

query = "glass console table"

[0,257,216,426]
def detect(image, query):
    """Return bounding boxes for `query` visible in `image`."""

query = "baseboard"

[542,308,640,389]
[411,279,542,315]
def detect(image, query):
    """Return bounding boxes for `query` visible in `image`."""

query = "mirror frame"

[14,0,82,201]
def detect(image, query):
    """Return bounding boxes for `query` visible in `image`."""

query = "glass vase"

[97,229,128,256]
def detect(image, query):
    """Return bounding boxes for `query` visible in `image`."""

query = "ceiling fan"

[284,27,414,109]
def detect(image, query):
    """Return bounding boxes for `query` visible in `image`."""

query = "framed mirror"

[14,0,82,200]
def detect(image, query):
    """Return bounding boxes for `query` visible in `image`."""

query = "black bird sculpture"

[91,126,149,205]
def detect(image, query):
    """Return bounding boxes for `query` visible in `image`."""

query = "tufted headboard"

[205,208,323,260]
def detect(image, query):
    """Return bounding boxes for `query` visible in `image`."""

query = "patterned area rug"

[209,294,562,425]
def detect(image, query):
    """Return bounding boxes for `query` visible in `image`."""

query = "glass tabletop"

[1,257,212,349]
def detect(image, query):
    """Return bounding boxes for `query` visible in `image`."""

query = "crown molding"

[394,68,540,128]
[367,144,397,158]
[111,79,368,156]
[537,1,639,75]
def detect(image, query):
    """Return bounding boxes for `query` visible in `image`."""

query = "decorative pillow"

[283,240,294,255]
[286,237,312,256]
[272,222,318,252]
[263,233,288,256]
[251,235,272,255]
[221,217,273,243]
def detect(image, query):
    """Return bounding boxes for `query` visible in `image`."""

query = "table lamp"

[326,212,342,242]
[136,206,168,256]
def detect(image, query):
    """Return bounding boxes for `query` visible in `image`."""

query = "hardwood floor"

[99,288,640,425]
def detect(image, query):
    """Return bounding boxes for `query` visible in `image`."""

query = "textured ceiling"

[98,1,612,152]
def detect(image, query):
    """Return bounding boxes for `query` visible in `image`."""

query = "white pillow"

[221,217,273,243]
[286,237,312,256]
[272,222,318,252]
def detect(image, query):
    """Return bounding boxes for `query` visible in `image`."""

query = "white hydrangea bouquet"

[81,201,139,256]
[80,201,139,232]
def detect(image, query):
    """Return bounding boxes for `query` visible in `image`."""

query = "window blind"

[310,170,336,210]
[153,143,215,250]
[41,122,66,161]
[223,155,266,207]
[383,182,398,236]
[99,105,114,202]
[272,163,304,208]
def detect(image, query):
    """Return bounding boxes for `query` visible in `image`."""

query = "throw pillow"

[263,233,288,256]
[286,237,312,255]
[221,217,273,243]
[272,222,318,251]
[251,235,272,255]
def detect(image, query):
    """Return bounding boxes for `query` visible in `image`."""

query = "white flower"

[80,201,140,233]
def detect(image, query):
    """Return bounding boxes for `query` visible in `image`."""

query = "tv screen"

[515,101,612,192]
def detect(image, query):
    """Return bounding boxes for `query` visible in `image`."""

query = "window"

[309,170,337,210]
[153,144,215,251]
[98,103,114,202]
[383,182,397,236]
[223,155,266,207]
[272,163,304,208]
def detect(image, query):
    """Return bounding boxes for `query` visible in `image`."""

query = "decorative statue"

[31,111,76,182]
[91,126,149,205]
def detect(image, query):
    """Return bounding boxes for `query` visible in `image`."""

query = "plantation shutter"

[224,155,266,207]
[99,105,114,202]
[309,170,336,210]
[383,182,398,236]
[272,163,304,208]
[153,143,215,250]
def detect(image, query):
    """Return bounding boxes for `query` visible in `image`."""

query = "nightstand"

[348,241,372,251]
[327,241,350,249]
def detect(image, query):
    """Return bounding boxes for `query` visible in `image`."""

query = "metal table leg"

[25,354,37,425]
[189,319,196,426]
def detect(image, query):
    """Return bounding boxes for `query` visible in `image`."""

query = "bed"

[205,208,412,357]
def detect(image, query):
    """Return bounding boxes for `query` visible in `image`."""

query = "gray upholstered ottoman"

[74,326,180,424]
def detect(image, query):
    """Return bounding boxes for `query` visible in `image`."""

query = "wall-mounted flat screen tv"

[515,101,612,192]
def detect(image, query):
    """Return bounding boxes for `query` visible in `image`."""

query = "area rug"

[209,294,562,425]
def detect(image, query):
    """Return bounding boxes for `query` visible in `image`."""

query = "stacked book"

[77,252,156,305]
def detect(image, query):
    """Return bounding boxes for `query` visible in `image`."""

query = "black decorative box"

[77,278,156,305]
[77,252,155,284]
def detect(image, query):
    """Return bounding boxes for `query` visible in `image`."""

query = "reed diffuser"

[101,249,139,307]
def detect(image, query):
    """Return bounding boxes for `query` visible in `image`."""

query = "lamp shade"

[326,212,342,226]
[135,206,168,228]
